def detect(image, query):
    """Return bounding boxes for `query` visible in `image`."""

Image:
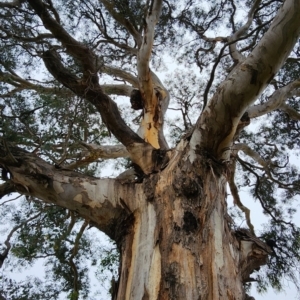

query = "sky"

[0,3,299,299]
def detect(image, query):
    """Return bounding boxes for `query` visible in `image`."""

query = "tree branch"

[65,143,129,169]
[68,219,89,298]
[279,102,300,120]
[101,65,139,87]
[27,0,164,172]
[238,157,296,228]
[228,0,261,62]
[27,0,97,80]
[0,143,143,239]
[190,0,300,162]
[102,84,133,96]
[99,0,142,46]
[0,70,62,95]
[134,0,170,150]
[248,79,300,118]
[234,143,294,189]
[233,143,268,168]
[0,181,16,199]
[0,211,42,268]
[137,0,163,111]
[228,158,255,235]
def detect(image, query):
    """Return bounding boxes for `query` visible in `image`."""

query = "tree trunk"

[115,144,270,300]
[0,139,271,300]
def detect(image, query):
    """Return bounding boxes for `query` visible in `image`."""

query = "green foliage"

[0,0,299,299]
[0,197,118,299]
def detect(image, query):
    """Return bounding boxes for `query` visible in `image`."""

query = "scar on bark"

[250,69,258,85]
[182,211,198,234]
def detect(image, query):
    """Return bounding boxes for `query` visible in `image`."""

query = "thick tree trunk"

[0,145,271,300]
[115,145,270,300]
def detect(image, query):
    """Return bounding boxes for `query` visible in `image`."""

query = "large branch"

[27,0,97,80]
[66,143,129,169]
[135,71,170,149]
[0,143,141,239]
[30,0,168,170]
[25,0,160,172]
[190,0,300,161]
[134,1,170,150]
[248,79,300,118]
[137,0,163,111]
[101,65,139,87]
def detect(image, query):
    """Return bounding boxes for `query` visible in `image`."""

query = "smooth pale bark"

[233,143,268,167]
[228,0,261,62]
[100,65,139,87]
[279,102,300,120]
[65,143,129,169]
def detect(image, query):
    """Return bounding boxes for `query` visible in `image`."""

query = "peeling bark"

[136,1,169,150]
[1,1,299,299]
[0,142,271,299]
[114,147,270,300]
[0,144,143,239]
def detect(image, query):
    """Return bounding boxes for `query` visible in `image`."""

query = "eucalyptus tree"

[0,0,300,299]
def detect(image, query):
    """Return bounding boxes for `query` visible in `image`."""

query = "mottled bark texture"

[114,142,272,300]
[0,142,271,300]
[1,0,300,299]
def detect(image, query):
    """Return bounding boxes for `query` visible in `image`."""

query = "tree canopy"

[0,0,300,299]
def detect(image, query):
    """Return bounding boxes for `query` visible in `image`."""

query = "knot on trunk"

[172,169,202,199]
[182,211,198,234]
[130,89,143,110]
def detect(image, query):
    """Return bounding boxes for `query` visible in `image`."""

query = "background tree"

[0,0,300,299]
